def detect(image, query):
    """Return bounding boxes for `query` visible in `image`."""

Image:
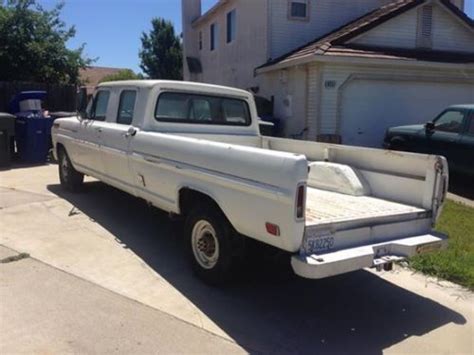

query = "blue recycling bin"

[14,113,54,163]
[9,91,55,163]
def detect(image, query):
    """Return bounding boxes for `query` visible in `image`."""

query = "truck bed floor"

[305,187,426,228]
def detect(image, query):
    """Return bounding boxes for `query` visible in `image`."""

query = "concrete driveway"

[0,164,473,354]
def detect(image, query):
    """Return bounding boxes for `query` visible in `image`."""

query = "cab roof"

[97,80,252,99]
[449,104,474,110]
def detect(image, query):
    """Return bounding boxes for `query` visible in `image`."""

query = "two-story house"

[182,0,474,147]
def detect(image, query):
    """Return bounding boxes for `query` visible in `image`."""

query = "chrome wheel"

[191,220,219,269]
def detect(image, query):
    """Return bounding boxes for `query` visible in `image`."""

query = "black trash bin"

[0,113,15,166]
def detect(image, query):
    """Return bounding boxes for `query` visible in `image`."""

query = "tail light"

[296,184,306,220]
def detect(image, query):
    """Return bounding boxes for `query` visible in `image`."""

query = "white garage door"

[340,80,474,147]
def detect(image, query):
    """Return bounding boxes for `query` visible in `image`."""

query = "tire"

[58,147,84,192]
[184,203,241,285]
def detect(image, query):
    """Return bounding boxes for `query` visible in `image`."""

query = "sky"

[38,0,474,73]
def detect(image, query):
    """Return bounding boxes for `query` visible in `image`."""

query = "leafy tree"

[99,69,143,83]
[139,18,182,80]
[0,0,92,85]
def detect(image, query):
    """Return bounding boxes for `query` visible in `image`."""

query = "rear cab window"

[155,92,251,126]
[117,90,137,125]
[89,90,110,121]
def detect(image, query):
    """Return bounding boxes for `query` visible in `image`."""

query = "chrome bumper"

[291,232,448,279]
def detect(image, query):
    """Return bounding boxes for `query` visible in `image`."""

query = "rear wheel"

[184,203,241,285]
[58,147,84,192]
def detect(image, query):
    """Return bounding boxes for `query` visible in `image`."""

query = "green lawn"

[410,200,474,290]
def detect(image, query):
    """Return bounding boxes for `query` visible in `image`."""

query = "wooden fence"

[0,81,76,113]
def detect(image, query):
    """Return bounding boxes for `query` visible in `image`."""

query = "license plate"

[304,231,335,255]
[416,242,442,254]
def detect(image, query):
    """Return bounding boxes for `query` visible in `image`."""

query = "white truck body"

[52,80,448,281]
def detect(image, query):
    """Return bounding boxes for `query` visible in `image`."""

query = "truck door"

[425,109,465,171]
[75,90,110,175]
[100,89,138,195]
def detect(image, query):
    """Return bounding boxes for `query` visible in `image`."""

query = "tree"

[0,0,92,85]
[99,69,143,83]
[139,18,182,80]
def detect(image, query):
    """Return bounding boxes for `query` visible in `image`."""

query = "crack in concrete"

[0,253,30,264]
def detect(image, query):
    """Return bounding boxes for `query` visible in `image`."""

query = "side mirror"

[425,122,435,131]
[76,87,89,120]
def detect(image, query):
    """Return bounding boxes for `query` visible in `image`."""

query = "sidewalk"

[0,246,245,354]
[447,193,474,208]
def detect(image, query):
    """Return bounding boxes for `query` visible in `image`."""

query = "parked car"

[384,105,474,175]
[52,80,448,285]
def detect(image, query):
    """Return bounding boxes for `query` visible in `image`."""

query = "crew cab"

[52,81,448,284]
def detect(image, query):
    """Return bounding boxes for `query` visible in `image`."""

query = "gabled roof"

[258,0,474,71]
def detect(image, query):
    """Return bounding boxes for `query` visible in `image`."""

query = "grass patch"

[410,200,474,290]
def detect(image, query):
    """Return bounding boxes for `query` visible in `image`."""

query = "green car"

[384,105,474,175]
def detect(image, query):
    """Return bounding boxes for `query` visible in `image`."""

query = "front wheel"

[58,148,84,192]
[184,204,241,285]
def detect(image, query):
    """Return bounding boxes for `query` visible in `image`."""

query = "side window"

[434,110,465,133]
[155,92,251,126]
[90,91,110,121]
[467,113,474,135]
[117,90,137,125]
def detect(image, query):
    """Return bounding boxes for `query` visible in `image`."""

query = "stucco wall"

[189,0,268,90]
[260,65,308,137]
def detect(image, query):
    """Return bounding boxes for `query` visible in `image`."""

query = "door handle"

[95,127,102,133]
[124,127,138,138]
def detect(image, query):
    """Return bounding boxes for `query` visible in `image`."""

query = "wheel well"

[56,142,65,155]
[389,136,406,149]
[178,188,221,217]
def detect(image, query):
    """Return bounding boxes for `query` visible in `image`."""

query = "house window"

[289,0,309,20]
[199,31,202,50]
[227,10,236,43]
[417,5,433,48]
[210,23,218,51]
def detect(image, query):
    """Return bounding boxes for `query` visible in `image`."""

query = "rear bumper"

[291,233,448,279]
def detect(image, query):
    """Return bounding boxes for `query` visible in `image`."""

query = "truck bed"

[305,187,427,229]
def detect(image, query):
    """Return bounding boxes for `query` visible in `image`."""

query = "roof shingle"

[258,0,474,70]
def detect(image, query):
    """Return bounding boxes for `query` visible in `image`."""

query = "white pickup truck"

[52,80,448,284]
